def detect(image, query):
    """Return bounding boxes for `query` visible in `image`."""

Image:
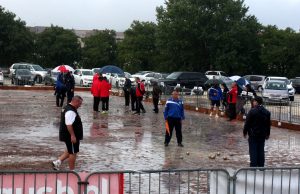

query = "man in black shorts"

[52,95,83,170]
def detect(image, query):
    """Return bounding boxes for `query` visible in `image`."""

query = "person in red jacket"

[227,82,238,121]
[134,77,146,115]
[100,77,111,114]
[91,73,102,112]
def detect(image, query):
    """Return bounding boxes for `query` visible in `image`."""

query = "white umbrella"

[53,65,75,73]
[229,75,241,81]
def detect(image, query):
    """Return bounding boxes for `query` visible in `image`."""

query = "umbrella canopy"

[236,77,250,87]
[229,75,241,81]
[99,65,124,75]
[53,65,75,73]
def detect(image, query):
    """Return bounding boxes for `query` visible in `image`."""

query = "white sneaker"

[101,111,106,114]
[209,113,213,117]
[215,114,219,118]
[52,160,61,170]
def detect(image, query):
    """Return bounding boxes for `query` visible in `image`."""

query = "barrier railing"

[3,168,300,194]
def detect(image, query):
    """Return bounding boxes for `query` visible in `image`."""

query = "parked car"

[158,72,208,93]
[131,71,154,79]
[205,71,227,80]
[44,70,60,86]
[149,72,169,85]
[0,67,9,77]
[0,70,3,85]
[243,75,266,91]
[291,77,300,94]
[73,69,93,87]
[92,68,101,75]
[132,71,156,85]
[111,73,126,88]
[9,63,47,83]
[262,80,289,104]
[263,76,295,101]
[11,69,35,85]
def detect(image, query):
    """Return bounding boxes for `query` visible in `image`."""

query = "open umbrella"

[236,77,250,88]
[229,75,241,81]
[99,65,124,75]
[53,65,75,73]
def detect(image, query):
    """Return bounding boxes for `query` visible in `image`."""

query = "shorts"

[65,141,80,154]
[211,100,220,107]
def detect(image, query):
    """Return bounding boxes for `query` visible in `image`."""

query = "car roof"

[266,76,288,80]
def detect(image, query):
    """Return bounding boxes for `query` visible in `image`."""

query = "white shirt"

[65,110,76,125]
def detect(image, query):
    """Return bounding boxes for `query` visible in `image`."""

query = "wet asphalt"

[1,90,300,171]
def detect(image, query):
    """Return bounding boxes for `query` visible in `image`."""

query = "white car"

[262,80,289,103]
[73,69,93,87]
[132,72,156,85]
[0,70,4,85]
[205,71,228,80]
[110,73,126,88]
[9,63,47,83]
[263,76,295,101]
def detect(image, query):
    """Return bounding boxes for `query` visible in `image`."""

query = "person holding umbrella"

[208,84,222,117]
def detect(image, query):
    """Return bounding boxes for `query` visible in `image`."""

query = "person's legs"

[102,97,105,111]
[139,97,145,112]
[93,97,100,111]
[125,91,130,106]
[257,139,265,167]
[136,97,141,113]
[174,119,183,145]
[164,119,175,145]
[60,93,66,107]
[68,153,77,170]
[153,98,159,113]
[106,97,109,111]
[56,93,60,107]
[248,138,258,167]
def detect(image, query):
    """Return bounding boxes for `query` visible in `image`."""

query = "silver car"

[262,80,289,104]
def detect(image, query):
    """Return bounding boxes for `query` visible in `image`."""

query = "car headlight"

[17,76,21,79]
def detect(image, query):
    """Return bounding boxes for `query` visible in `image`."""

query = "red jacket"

[91,75,101,97]
[100,80,111,97]
[227,85,238,104]
[136,81,145,97]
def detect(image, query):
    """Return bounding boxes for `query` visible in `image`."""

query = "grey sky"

[0,0,299,31]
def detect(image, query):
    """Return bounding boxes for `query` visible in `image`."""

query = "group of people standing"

[91,72,112,114]
[55,71,75,107]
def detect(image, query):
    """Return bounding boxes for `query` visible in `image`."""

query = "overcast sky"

[0,0,299,32]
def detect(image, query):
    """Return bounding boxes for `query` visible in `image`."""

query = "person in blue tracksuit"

[208,84,223,117]
[163,90,185,147]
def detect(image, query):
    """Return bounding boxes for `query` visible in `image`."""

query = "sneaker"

[142,110,146,113]
[164,143,169,147]
[215,114,219,118]
[52,160,61,170]
[178,143,184,147]
[209,113,213,117]
[132,112,140,115]
[101,111,106,114]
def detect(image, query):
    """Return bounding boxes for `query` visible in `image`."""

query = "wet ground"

[1,90,300,172]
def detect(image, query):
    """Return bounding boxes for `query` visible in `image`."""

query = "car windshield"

[206,72,218,75]
[52,71,59,77]
[166,72,181,79]
[265,82,287,90]
[82,71,93,76]
[17,70,31,75]
[32,65,44,71]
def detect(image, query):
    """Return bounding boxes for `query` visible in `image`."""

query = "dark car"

[11,69,35,85]
[291,77,300,94]
[44,70,60,86]
[158,72,208,94]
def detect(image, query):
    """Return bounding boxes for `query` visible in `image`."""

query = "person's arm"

[67,125,77,143]
[65,111,77,143]
[163,102,169,120]
[243,110,252,137]
[181,102,185,120]
[266,111,271,139]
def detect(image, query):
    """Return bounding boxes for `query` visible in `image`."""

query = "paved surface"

[1,89,300,172]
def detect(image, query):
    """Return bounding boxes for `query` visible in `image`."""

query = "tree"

[82,30,117,68]
[156,0,261,74]
[35,25,81,68]
[117,21,157,73]
[0,6,34,67]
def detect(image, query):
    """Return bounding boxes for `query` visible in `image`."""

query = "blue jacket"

[209,87,222,101]
[164,98,185,120]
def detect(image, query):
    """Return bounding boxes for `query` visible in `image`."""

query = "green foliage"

[82,30,117,69]
[0,6,34,67]
[117,21,157,73]
[34,25,81,68]
[156,0,261,74]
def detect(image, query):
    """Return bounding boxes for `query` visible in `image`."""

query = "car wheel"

[257,86,263,92]
[35,75,42,84]
[80,80,83,87]
[289,96,294,102]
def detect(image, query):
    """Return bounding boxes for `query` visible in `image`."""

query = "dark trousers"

[153,97,159,113]
[93,97,100,111]
[56,92,65,107]
[248,137,265,167]
[228,103,236,120]
[131,96,137,111]
[101,97,109,111]
[165,118,182,144]
[124,91,130,106]
[136,96,145,113]
[67,90,74,103]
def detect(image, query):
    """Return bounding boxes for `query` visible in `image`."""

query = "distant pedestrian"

[52,95,83,170]
[152,82,162,113]
[100,77,111,114]
[221,83,229,111]
[65,71,75,103]
[130,86,137,111]
[55,72,66,107]
[227,82,238,121]
[208,84,222,117]
[123,76,132,107]
[243,96,271,167]
[134,77,146,115]
[164,90,185,147]
[91,73,102,112]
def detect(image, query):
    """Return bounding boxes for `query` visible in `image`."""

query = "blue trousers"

[248,137,265,167]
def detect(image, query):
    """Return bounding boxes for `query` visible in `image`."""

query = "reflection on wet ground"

[1,90,300,171]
